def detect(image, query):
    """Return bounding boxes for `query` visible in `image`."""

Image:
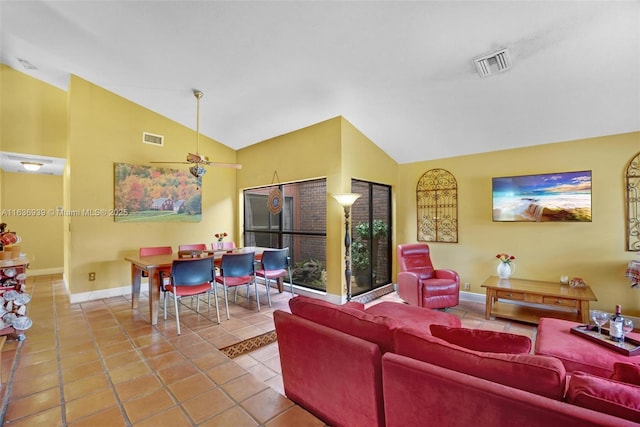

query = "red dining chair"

[255,247,294,307]
[215,251,259,319]
[179,243,207,251]
[159,256,218,334]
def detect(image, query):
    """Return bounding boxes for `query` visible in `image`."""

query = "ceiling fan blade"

[150,161,191,165]
[210,162,243,169]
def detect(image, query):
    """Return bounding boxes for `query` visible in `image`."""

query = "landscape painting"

[114,162,202,222]
[492,170,592,222]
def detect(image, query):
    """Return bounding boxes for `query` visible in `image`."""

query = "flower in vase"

[215,232,228,242]
[496,253,515,264]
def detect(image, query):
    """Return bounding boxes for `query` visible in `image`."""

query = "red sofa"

[274,296,640,427]
[274,295,461,427]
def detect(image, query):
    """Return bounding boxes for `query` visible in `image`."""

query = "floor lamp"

[332,193,361,301]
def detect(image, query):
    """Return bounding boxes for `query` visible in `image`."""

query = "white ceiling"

[1,1,639,165]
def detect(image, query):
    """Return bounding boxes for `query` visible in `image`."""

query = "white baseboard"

[460,291,485,304]
[69,282,149,304]
[29,267,64,276]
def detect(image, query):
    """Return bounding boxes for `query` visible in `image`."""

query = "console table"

[481,276,597,324]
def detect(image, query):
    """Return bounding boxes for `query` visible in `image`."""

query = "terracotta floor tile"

[156,359,200,385]
[11,370,59,399]
[114,372,163,402]
[63,373,111,402]
[66,406,127,427]
[145,349,186,371]
[205,360,247,385]
[4,386,61,422]
[199,405,259,427]
[241,387,295,424]
[265,405,328,427]
[61,359,105,384]
[246,362,278,383]
[64,388,118,423]
[2,405,64,427]
[167,372,216,401]
[220,373,269,401]
[181,388,235,424]
[122,388,175,423]
[131,405,193,427]
[98,340,136,358]
[103,349,144,370]
[108,359,152,384]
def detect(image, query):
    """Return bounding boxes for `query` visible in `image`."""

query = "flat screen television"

[492,170,592,222]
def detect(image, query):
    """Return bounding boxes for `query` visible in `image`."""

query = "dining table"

[124,246,269,325]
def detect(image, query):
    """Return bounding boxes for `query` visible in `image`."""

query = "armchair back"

[397,243,435,279]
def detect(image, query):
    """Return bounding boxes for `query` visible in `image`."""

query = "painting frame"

[492,170,592,222]
[114,162,202,223]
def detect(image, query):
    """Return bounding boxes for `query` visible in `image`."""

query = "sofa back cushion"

[289,295,398,353]
[395,326,566,400]
[566,371,640,423]
[610,362,640,386]
[429,324,532,354]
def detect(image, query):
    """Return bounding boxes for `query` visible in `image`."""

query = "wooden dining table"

[124,247,268,325]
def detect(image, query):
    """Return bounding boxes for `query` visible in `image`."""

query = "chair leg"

[288,267,295,296]
[174,293,181,335]
[224,283,231,320]
[234,287,238,303]
[265,277,272,308]
[163,291,168,320]
[212,284,220,324]
[254,278,261,312]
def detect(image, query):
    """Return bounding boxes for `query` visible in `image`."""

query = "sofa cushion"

[610,362,640,386]
[364,301,461,328]
[566,371,640,423]
[395,326,566,400]
[289,296,398,353]
[429,324,532,354]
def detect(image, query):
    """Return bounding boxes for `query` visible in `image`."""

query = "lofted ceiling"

[1,1,638,165]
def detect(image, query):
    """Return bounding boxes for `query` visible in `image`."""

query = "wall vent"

[474,48,512,78]
[143,132,164,146]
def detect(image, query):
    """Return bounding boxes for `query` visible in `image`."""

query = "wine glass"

[590,310,609,336]
[621,319,634,343]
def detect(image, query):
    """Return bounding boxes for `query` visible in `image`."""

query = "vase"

[217,241,223,250]
[497,262,515,279]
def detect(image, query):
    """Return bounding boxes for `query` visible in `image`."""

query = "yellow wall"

[0,65,66,270]
[237,117,398,299]
[65,76,240,294]
[397,132,640,316]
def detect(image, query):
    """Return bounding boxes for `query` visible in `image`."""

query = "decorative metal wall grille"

[626,152,640,251]
[416,168,458,243]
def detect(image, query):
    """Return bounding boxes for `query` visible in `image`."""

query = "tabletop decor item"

[496,253,516,279]
[569,277,587,288]
[214,232,228,249]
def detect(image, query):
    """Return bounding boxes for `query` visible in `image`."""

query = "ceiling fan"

[151,89,242,177]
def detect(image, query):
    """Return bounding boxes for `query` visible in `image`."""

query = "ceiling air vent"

[474,48,512,78]
[143,132,164,147]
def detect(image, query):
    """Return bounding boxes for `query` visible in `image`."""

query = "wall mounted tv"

[492,170,592,222]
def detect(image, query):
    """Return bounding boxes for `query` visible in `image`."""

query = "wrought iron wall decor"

[626,152,640,251]
[416,168,458,243]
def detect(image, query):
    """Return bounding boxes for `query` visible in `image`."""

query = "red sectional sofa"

[274,296,640,427]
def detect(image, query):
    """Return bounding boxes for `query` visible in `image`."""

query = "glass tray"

[570,325,640,356]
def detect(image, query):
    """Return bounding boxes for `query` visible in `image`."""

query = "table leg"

[484,289,494,320]
[277,277,284,293]
[148,267,160,326]
[131,265,142,309]
[579,301,590,324]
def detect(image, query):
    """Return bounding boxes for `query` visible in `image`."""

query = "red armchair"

[397,243,459,309]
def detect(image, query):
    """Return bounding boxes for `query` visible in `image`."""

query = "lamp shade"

[332,193,361,207]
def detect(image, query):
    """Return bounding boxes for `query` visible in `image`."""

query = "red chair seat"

[215,275,253,287]
[256,268,287,278]
[165,283,212,297]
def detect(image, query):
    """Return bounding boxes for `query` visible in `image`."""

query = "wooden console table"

[481,276,597,324]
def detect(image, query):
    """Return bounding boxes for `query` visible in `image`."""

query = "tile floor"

[0,274,537,426]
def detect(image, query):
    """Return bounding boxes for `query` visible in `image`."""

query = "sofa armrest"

[434,268,459,283]
[397,271,423,306]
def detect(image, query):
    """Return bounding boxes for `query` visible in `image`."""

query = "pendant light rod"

[193,89,203,154]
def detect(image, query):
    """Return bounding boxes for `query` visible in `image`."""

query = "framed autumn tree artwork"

[114,163,202,222]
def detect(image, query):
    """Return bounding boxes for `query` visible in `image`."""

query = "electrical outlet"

[464,282,470,291]
[89,272,96,281]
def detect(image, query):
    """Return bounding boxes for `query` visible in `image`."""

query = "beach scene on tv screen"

[492,171,592,222]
